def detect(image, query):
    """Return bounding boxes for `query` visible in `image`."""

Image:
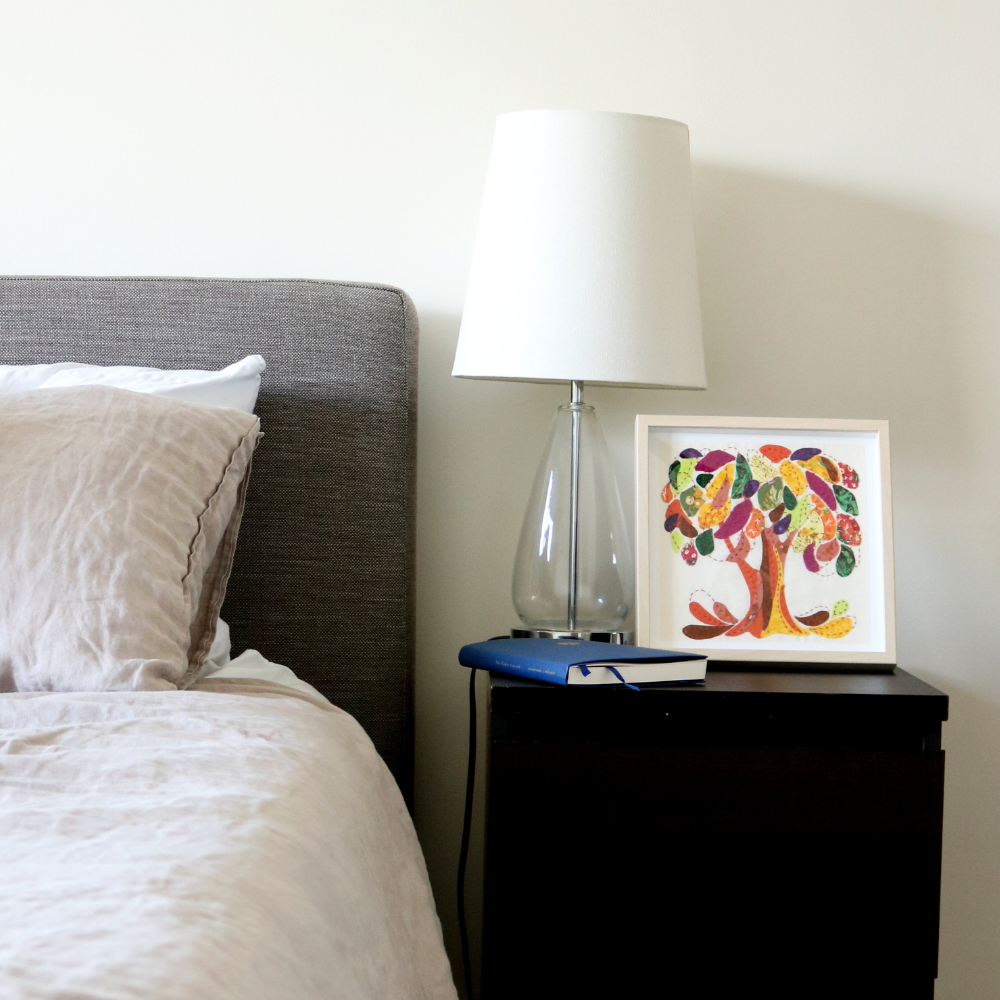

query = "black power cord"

[457,665,477,1000]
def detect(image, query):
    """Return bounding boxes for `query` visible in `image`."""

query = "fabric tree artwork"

[662,445,862,641]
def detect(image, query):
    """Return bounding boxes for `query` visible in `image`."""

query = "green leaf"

[676,457,697,490]
[696,473,713,489]
[695,529,715,556]
[757,476,784,511]
[790,499,810,530]
[671,529,684,553]
[679,486,703,518]
[832,599,849,616]
[833,484,859,516]
[669,460,681,491]
[732,453,752,499]
[836,544,856,578]
[782,485,798,511]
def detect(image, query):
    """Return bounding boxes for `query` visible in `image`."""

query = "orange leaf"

[689,601,724,626]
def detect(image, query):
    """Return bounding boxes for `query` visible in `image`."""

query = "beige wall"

[3,2,999,995]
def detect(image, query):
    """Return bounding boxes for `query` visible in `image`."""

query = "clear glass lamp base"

[511,385,635,644]
[510,627,635,645]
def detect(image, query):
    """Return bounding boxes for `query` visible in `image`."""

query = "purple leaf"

[803,542,820,573]
[714,498,753,539]
[744,479,760,498]
[805,471,837,511]
[773,514,791,534]
[790,447,821,461]
[694,449,735,473]
[664,513,679,533]
[679,448,702,459]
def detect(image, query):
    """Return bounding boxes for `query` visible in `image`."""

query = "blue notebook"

[458,638,706,687]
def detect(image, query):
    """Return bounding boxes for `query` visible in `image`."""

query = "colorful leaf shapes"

[746,509,765,539]
[832,599,849,616]
[664,513,679,533]
[733,453,753,499]
[698,498,731,530]
[679,485,704,518]
[837,514,862,546]
[836,543,856,577]
[714,498,753,539]
[816,539,840,562]
[773,514,792,535]
[679,448,703,459]
[803,542,820,573]
[796,609,830,627]
[682,623,730,640]
[809,616,854,638]
[713,602,738,624]
[750,452,779,483]
[820,509,837,541]
[790,500,811,532]
[757,476,784,511]
[838,463,859,489]
[760,444,792,463]
[833,484,859,515]
[706,464,734,501]
[660,483,673,504]
[695,529,715,556]
[681,543,698,566]
[676,457,697,490]
[695,450,735,473]
[782,486,798,510]
[790,447,821,461]
[690,601,723,625]
[696,473,713,489]
[820,456,840,483]
[779,460,807,496]
[805,470,837,511]
[678,514,699,539]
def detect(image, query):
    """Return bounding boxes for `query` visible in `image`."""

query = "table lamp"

[453,110,706,643]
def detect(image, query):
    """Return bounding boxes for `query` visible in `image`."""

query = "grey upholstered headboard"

[0,276,417,807]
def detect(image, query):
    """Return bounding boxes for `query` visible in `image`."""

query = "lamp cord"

[457,666,477,1000]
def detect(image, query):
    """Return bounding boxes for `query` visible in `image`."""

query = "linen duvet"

[0,680,457,1000]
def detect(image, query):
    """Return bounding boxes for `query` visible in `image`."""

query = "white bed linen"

[0,683,457,1000]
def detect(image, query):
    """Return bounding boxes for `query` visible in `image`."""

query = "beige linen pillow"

[0,385,261,692]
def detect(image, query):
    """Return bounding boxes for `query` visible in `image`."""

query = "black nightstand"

[482,669,947,1000]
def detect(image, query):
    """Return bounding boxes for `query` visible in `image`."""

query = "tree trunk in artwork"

[718,530,804,638]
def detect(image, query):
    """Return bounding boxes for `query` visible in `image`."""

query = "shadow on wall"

[415,163,1000,999]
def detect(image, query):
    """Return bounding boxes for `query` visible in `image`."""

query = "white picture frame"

[635,415,896,667]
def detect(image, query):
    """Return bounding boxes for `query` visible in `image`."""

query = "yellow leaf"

[750,452,778,482]
[809,616,854,639]
[698,498,731,530]
[803,455,833,482]
[779,460,807,496]
[705,464,734,500]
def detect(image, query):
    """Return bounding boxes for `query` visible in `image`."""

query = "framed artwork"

[635,416,895,667]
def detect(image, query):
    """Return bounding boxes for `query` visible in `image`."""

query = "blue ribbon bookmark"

[578,663,640,691]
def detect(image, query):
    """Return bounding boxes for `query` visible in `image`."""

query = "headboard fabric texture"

[0,276,417,807]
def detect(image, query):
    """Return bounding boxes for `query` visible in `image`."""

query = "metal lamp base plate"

[510,627,635,645]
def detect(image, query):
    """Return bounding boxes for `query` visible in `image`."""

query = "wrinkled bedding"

[0,680,457,1000]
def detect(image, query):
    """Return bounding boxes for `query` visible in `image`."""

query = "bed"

[0,277,456,1000]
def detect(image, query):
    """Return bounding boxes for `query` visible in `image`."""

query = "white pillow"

[0,355,265,413]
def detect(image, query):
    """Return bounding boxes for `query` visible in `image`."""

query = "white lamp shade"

[453,110,706,389]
